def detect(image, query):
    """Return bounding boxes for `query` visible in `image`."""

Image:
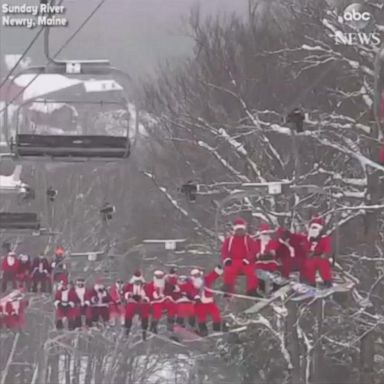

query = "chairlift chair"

[0,212,41,231]
[11,97,131,161]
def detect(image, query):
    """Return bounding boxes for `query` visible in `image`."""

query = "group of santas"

[221,217,333,296]
[53,266,225,339]
[1,247,67,294]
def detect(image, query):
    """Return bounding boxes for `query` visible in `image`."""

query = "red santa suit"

[54,280,79,330]
[16,254,31,290]
[74,279,92,328]
[300,217,333,286]
[147,270,177,332]
[108,280,125,325]
[174,276,196,327]
[1,253,20,292]
[4,298,28,330]
[87,281,111,324]
[123,271,151,338]
[275,228,307,278]
[221,218,258,295]
[254,223,280,272]
[189,267,223,335]
[31,256,51,293]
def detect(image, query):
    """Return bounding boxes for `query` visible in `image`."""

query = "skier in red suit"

[54,278,79,330]
[108,279,125,326]
[275,227,307,279]
[147,270,177,333]
[300,217,333,287]
[4,297,28,330]
[87,279,111,325]
[31,255,51,293]
[189,266,224,336]
[1,252,20,292]
[51,247,68,288]
[254,223,280,272]
[16,254,31,291]
[221,218,258,296]
[174,275,196,328]
[123,271,151,340]
[74,278,92,328]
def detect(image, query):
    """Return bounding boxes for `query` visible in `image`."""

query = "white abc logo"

[342,3,372,30]
[344,9,370,22]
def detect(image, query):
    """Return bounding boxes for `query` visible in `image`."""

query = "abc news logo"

[335,3,380,46]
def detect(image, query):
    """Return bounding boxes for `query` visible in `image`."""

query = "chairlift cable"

[0,0,108,116]
[0,29,44,92]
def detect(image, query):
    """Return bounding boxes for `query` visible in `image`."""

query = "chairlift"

[11,97,131,161]
[0,165,34,198]
[0,212,41,231]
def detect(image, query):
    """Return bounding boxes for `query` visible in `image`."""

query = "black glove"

[132,295,141,302]
[216,264,223,270]
[223,258,232,267]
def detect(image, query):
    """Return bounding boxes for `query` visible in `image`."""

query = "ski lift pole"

[374,45,384,134]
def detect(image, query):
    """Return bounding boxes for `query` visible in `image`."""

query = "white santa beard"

[7,257,15,266]
[153,277,165,289]
[308,227,321,239]
[192,277,203,288]
[61,290,69,301]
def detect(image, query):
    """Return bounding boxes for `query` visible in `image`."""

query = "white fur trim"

[310,223,323,229]
[233,224,246,230]
[214,266,223,275]
[190,269,201,276]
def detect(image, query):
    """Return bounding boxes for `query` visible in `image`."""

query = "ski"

[208,288,268,301]
[244,284,292,314]
[291,282,354,302]
[147,331,187,348]
[180,325,247,343]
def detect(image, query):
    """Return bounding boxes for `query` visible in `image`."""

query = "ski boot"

[55,319,64,330]
[167,317,175,332]
[176,317,185,327]
[212,322,221,332]
[150,320,158,334]
[188,316,196,328]
[124,319,132,336]
[141,318,149,341]
[198,322,208,337]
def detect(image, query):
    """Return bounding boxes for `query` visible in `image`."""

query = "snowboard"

[290,281,354,301]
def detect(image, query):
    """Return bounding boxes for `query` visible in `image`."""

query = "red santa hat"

[130,270,145,284]
[190,268,203,277]
[168,267,177,276]
[94,277,104,288]
[55,247,64,256]
[309,216,324,229]
[59,275,68,286]
[233,218,247,231]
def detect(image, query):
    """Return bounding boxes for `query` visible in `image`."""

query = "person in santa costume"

[275,227,307,279]
[16,254,32,291]
[31,254,51,293]
[189,266,224,336]
[123,271,151,340]
[1,252,20,292]
[88,279,111,325]
[221,218,258,296]
[54,278,79,330]
[174,275,196,328]
[3,296,28,331]
[108,279,125,326]
[74,278,92,328]
[300,216,333,287]
[51,247,68,288]
[147,270,177,333]
[254,223,280,272]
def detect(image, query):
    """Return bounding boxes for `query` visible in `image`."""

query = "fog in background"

[0,0,249,81]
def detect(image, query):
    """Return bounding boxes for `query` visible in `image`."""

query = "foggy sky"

[0,0,249,80]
